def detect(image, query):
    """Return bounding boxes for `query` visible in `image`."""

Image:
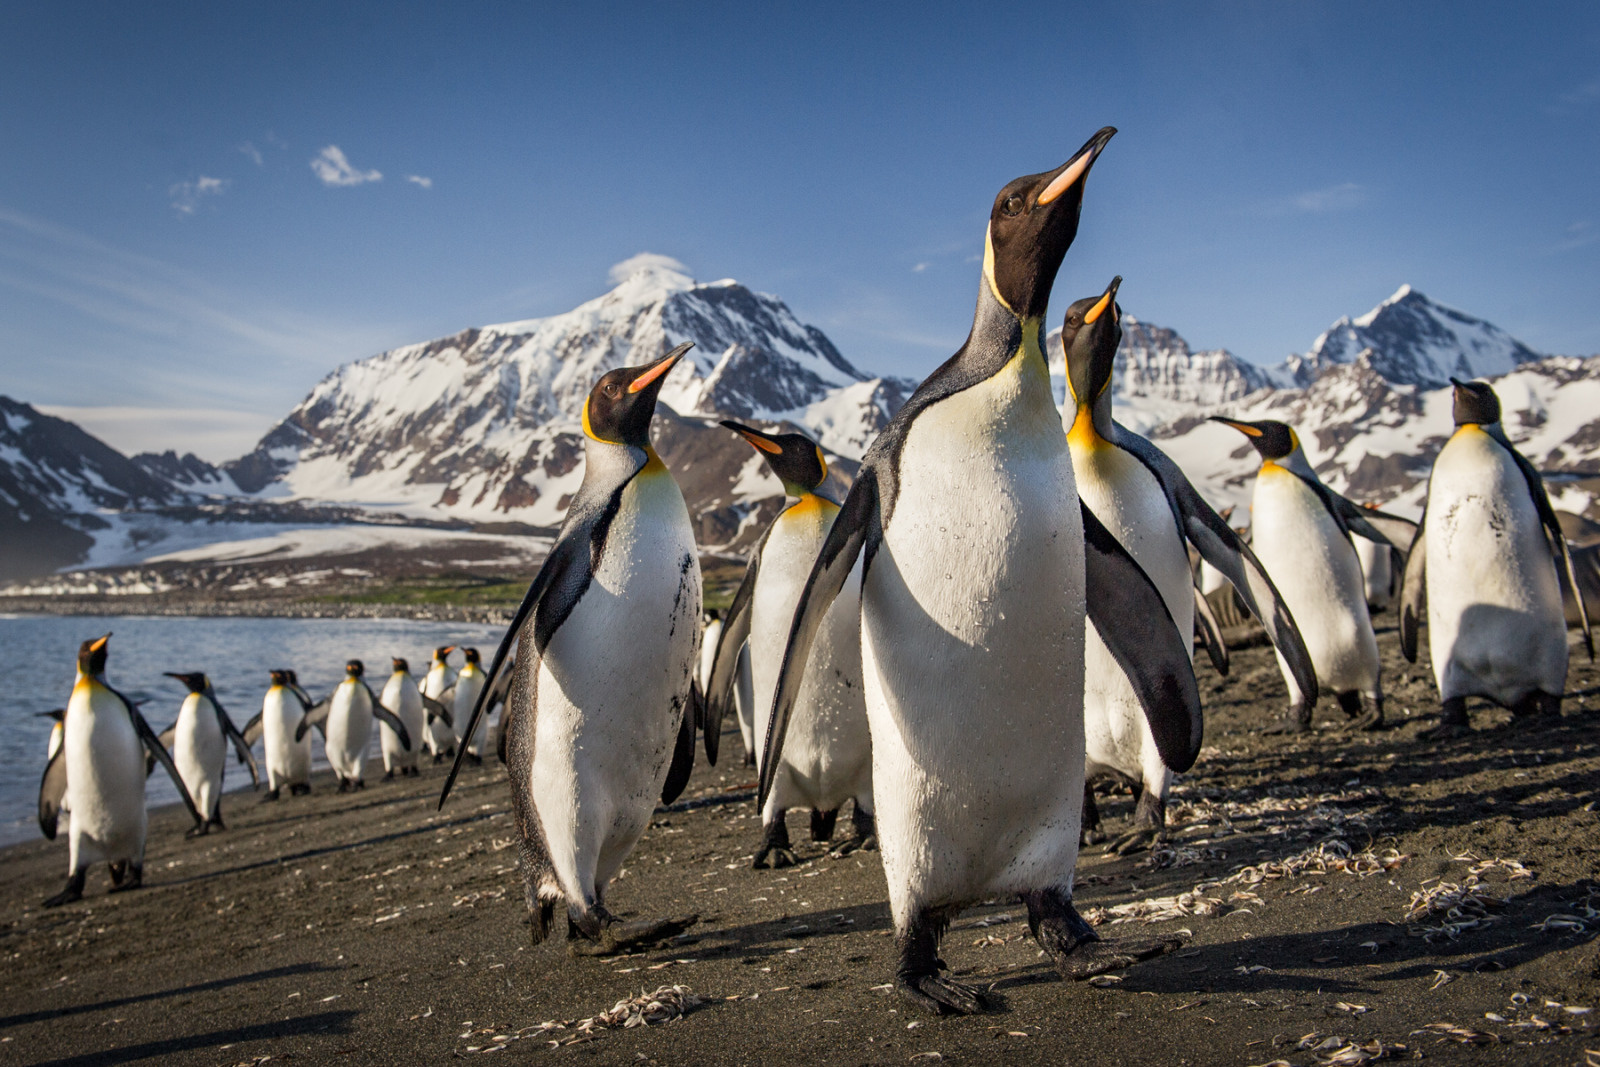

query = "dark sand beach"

[2,629,1597,1066]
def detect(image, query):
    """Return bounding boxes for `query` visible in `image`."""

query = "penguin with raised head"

[763,130,1201,1015]
[162,672,259,834]
[442,343,702,956]
[706,422,874,867]
[1061,278,1318,853]
[421,646,458,761]
[244,669,314,799]
[298,660,412,791]
[38,709,66,760]
[39,636,204,906]
[1211,417,1416,732]
[453,648,490,762]
[380,658,427,778]
[1401,378,1593,735]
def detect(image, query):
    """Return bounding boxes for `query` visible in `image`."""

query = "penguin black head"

[286,669,302,685]
[269,669,291,687]
[432,645,455,664]
[1062,275,1124,412]
[345,660,365,678]
[720,420,828,496]
[462,648,481,666]
[583,342,694,448]
[704,609,721,623]
[77,634,111,677]
[35,708,65,722]
[164,671,209,693]
[1450,377,1501,426]
[985,126,1116,320]
[392,657,410,674]
[1210,417,1298,462]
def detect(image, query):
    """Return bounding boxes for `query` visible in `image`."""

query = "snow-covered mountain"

[0,397,183,579]
[224,261,912,538]
[1274,285,1544,388]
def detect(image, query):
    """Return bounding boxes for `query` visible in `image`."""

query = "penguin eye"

[603,382,622,399]
[1002,194,1025,217]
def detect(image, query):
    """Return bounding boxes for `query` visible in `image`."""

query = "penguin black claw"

[567,914,700,957]
[43,869,87,908]
[1056,936,1186,980]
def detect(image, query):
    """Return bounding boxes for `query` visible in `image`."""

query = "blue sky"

[3,1,1598,460]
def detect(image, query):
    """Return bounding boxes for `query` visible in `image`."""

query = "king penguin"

[442,343,702,955]
[421,646,459,761]
[38,636,204,906]
[244,669,314,799]
[1211,418,1416,732]
[380,658,427,778]
[706,421,875,867]
[1401,378,1593,735]
[453,648,491,762]
[162,672,259,834]
[298,660,412,791]
[1061,278,1317,853]
[763,129,1202,1015]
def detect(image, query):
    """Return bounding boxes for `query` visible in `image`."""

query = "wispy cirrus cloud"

[405,174,433,189]
[310,145,382,186]
[239,142,264,166]
[169,175,228,215]
[608,252,691,285]
[1259,181,1366,216]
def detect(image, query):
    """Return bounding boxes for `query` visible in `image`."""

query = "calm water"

[0,614,506,846]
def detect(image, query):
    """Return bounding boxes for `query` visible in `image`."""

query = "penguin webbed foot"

[1108,827,1166,856]
[1423,697,1472,740]
[897,906,985,1015]
[290,783,311,796]
[185,824,211,839]
[1057,935,1185,979]
[567,911,700,957]
[1264,701,1314,735]
[809,808,838,843]
[106,864,143,894]
[43,869,86,908]
[753,814,797,869]
[1337,691,1385,731]
[1108,791,1166,855]
[260,788,281,803]
[830,806,879,856]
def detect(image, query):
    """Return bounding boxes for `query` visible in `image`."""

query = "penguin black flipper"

[1115,429,1317,711]
[241,712,264,748]
[1082,501,1204,772]
[295,697,331,742]
[364,683,413,751]
[207,685,261,788]
[760,466,881,806]
[704,527,770,765]
[1193,585,1229,676]
[661,694,696,805]
[1496,434,1594,658]
[1399,508,1429,663]
[422,693,454,730]
[38,748,66,840]
[113,687,205,830]
[1328,494,1418,554]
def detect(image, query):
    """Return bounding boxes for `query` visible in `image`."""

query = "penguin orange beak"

[441,646,455,656]
[628,342,694,394]
[721,420,782,455]
[1037,126,1117,206]
[1083,275,1122,325]
[90,634,111,652]
[1209,417,1263,438]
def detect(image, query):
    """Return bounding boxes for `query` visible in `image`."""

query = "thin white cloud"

[911,262,929,273]
[169,175,228,215]
[1560,76,1600,107]
[1258,182,1366,216]
[405,174,433,189]
[0,205,392,410]
[608,252,691,285]
[239,141,264,166]
[310,145,382,187]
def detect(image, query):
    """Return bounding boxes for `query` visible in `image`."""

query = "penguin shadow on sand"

[1059,874,1597,1002]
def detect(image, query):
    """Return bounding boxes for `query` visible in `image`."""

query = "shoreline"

[0,595,515,624]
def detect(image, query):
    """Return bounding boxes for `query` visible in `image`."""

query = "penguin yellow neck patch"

[1067,404,1107,450]
[640,446,668,476]
[982,225,1014,313]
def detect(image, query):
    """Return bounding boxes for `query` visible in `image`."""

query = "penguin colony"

[37,131,1595,1015]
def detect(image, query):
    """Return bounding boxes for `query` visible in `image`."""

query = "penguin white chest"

[1425,429,1567,702]
[63,683,147,865]
[530,464,701,905]
[750,499,869,814]
[326,682,373,779]
[863,352,1086,913]
[174,693,226,817]
[262,688,309,787]
[381,675,425,769]
[1250,467,1377,694]
[1072,441,1192,784]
